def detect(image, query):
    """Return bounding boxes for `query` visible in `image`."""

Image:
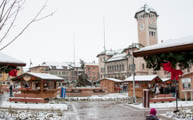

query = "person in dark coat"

[159,84,164,94]
[146,108,159,120]
[9,84,13,97]
[171,85,176,97]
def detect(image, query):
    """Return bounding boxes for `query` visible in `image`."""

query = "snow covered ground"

[130,101,193,109]
[0,93,68,119]
[0,101,68,111]
[66,93,129,101]
[0,109,65,120]
[0,93,68,111]
[129,100,193,120]
[0,93,129,119]
[160,109,193,120]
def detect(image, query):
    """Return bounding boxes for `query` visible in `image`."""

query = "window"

[135,83,141,88]
[142,63,145,70]
[187,67,190,72]
[149,31,156,36]
[182,78,191,89]
[119,64,122,71]
[122,64,124,71]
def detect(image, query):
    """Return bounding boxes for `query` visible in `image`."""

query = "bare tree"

[0,0,54,51]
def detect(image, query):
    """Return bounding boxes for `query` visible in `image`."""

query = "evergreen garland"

[143,51,193,71]
[0,66,18,73]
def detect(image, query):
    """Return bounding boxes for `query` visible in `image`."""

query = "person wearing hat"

[146,108,159,120]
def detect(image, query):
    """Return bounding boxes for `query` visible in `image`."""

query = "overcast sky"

[2,0,193,68]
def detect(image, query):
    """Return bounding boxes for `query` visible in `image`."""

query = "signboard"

[23,75,31,81]
[182,78,191,83]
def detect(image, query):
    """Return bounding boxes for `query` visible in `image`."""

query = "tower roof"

[134,4,158,18]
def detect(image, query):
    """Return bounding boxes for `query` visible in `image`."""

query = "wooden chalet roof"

[0,52,26,66]
[12,72,64,81]
[133,35,193,57]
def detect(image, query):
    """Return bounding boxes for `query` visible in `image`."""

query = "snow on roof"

[100,78,123,82]
[181,71,193,77]
[124,75,158,82]
[34,61,82,69]
[85,62,98,66]
[97,49,124,57]
[41,61,69,69]
[136,35,193,53]
[161,78,170,82]
[106,53,127,62]
[26,72,64,80]
[136,4,157,14]
[0,52,25,65]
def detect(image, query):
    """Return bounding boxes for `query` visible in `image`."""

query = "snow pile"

[0,109,65,120]
[161,109,193,120]
[0,101,68,111]
[130,101,193,109]
[66,93,129,101]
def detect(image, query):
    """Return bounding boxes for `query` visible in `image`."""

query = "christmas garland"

[143,51,193,71]
[0,65,19,73]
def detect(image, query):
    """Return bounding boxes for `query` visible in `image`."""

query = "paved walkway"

[0,93,172,119]
[63,101,168,120]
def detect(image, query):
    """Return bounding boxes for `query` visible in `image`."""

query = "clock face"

[140,24,144,31]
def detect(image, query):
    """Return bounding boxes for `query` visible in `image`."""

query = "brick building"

[85,62,99,82]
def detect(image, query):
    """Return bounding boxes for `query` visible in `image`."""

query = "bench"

[150,94,176,103]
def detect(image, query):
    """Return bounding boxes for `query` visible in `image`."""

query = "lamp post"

[131,44,136,103]
[174,78,179,112]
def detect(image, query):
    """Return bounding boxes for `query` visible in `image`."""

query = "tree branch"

[0,1,20,43]
[0,0,54,51]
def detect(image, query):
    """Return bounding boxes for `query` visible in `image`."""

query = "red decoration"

[9,69,17,77]
[161,62,183,80]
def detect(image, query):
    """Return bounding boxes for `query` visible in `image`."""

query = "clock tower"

[135,4,159,47]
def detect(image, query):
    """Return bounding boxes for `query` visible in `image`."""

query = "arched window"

[122,64,124,71]
[142,63,145,70]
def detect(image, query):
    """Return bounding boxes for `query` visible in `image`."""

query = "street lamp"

[129,43,136,103]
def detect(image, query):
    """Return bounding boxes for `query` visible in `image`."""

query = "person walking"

[146,108,159,120]
[154,84,160,95]
[9,84,13,97]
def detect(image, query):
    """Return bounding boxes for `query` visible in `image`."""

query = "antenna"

[73,32,76,68]
[103,16,106,52]
[29,59,32,71]
[103,16,106,79]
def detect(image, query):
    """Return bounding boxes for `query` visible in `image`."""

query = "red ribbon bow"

[161,62,183,80]
[9,69,17,77]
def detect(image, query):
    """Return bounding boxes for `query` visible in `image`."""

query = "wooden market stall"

[133,35,193,111]
[179,72,193,100]
[0,52,26,93]
[10,72,64,103]
[124,75,162,98]
[100,78,123,93]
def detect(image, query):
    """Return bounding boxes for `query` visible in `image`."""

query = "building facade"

[85,63,99,82]
[29,62,80,84]
[135,4,158,47]
[97,4,168,80]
